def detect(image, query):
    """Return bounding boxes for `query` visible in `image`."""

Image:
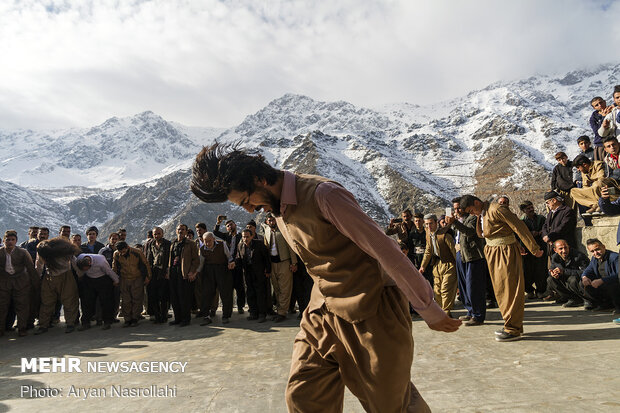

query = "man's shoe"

[102,323,111,330]
[563,299,583,308]
[78,324,91,331]
[613,308,620,316]
[179,321,190,327]
[18,330,28,337]
[65,325,75,334]
[257,315,267,323]
[113,318,121,323]
[237,308,244,315]
[122,321,131,328]
[584,301,595,311]
[247,315,258,321]
[525,292,536,300]
[487,301,497,309]
[195,312,205,318]
[222,318,230,324]
[200,317,213,326]
[129,320,139,327]
[495,329,505,336]
[169,320,180,326]
[209,310,216,317]
[96,320,103,326]
[495,331,522,342]
[34,327,48,335]
[543,294,557,302]
[593,305,614,312]
[458,315,472,321]
[464,318,484,326]
[274,315,286,323]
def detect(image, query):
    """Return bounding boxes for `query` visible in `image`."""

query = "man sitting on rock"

[580,239,620,315]
[570,155,606,213]
[547,239,589,308]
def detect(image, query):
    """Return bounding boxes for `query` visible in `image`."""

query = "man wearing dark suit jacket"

[214,216,245,313]
[236,229,271,323]
[168,224,200,326]
[542,191,577,250]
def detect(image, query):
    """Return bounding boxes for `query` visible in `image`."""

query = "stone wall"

[578,216,620,254]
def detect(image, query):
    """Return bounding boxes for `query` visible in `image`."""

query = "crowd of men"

[2,85,620,341]
[0,216,314,337]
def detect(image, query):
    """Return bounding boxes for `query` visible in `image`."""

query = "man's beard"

[262,190,282,217]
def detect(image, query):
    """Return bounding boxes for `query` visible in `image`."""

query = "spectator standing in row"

[145,227,171,324]
[214,216,245,313]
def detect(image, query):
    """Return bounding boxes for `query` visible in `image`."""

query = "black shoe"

[209,310,216,317]
[96,320,103,326]
[525,292,536,300]
[200,317,212,326]
[179,321,190,327]
[78,324,91,331]
[247,315,258,321]
[138,315,145,320]
[237,308,244,315]
[18,330,28,337]
[102,323,111,330]
[464,318,484,326]
[122,321,131,328]
[584,301,595,311]
[113,318,121,323]
[129,320,139,327]
[554,298,569,305]
[593,305,614,312]
[257,315,267,323]
[273,315,286,323]
[195,312,205,318]
[169,320,180,326]
[495,329,505,336]
[65,325,75,334]
[486,301,497,309]
[562,299,582,308]
[34,327,48,335]
[495,331,522,342]
[222,318,230,324]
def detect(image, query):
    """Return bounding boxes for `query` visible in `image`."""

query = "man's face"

[614,92,620,107]
[587,242,606,260]
[118,231,127,241]
[241,232,252,245]
[186,232,194,240]
[266,217,277,229]
[424,219,438,233]
[401,211,412,223]
[71,235,81,247]
[225,222,237,233]
[452,202,463,218]
[498,197,509,207]
[464,200,483,216]
[28,229,38,239]
[119,247,129,257]
[227,185,281,216]
[3,235,17,249]
[577,164,590,174]
[523,204,535,217]
[557,156,569,166]
[176,225,187,239]
[195,227,205,238]
[87,230,97,243]
[60,227,71,238]
[38,229,49,241]
[203,235,215,249]
[554,241,570,259]
[153,229,163,241]
[545,198,560,210]
[109,233,119,246]
[592,98,606,111]
[578,141,591,152]
[604,139,620,156]
[246,225,256,236]
[413,217,424,230]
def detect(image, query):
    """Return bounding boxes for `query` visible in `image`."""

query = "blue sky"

[1,0,619,129]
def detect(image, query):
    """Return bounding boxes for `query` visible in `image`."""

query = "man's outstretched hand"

[427,315,462,332]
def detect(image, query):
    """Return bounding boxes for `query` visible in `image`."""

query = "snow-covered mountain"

[2,63,619,243]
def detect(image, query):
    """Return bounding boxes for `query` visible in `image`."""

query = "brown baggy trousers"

[271,260,293,316]
[286,286,431,413]
[484,243,525,335]
[0,272,31,333]
[431,260,457,313]
[120,277,144,321]
[39,270,79,328]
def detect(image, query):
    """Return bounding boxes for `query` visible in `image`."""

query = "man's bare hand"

[582,277,592,287]
[444,215,455,225]
[543,235,550,243]
[428,316,462,332]
[603,118,610,128]
[533,249,544,258]
[601,185,610,199]
[591,278,604,288]
[418,267,425,274]
[228,262,235,270]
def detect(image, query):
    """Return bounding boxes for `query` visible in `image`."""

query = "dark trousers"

[5,299,15,330]
[203,264,233,318]
[289,265,313,313]
[147,270,169,323]
[244,267,268,317]
[523,252,548,294]
[81,276,114,325]
[0,274,30,332]
[232,266,245,309]
[27,273,41,327]
[169,270,194,323]
[457,254,488,321]
[581,278,620,309]
[547,275,582,301]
